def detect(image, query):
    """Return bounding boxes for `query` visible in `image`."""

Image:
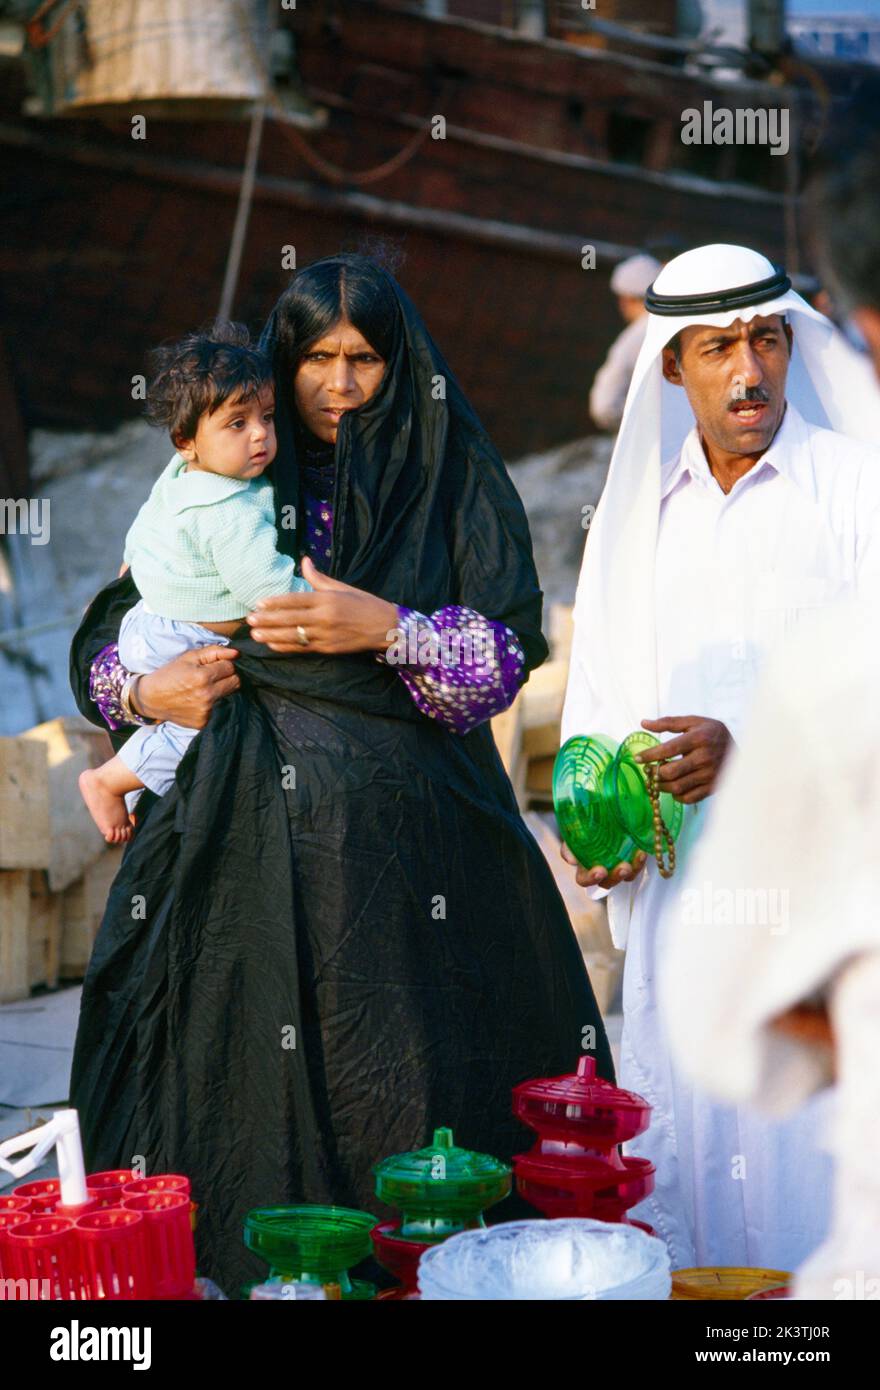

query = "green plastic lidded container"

[373,1127,511,1242]
[243,1205,376,1300]
[552,731,683,873]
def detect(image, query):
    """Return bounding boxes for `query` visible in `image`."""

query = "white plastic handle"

[0,1108,88,1207]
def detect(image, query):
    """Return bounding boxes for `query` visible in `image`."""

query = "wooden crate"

[22,717,112,892]
[0,738,49,871]
[0,869,30,1003]
[28,870,62,991]
[60,846,124,979]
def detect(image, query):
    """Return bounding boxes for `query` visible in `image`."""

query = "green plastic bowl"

[243,1205,376,1299]
[552,732,682,872]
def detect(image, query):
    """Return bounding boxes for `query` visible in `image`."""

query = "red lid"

[513,1056,651,1144]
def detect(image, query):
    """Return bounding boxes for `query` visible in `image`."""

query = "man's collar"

[162,453,253,514]
[661,400,804,499]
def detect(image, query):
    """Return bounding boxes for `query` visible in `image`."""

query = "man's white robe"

[566,402,880,1271]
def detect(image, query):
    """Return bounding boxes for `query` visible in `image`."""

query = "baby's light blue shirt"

[123,453,309,620]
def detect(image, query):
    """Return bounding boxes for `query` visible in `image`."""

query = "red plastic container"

[513,1055,656,1231]
[3,1215,83,1299]
[123,1176,196,1239]
[12,1178,62,1214]
[0,1210,33,1282]
[75,1208,152,1300]
[87,1169,137,1208]
[122,1174,190,1198]
[371,1221,424,1299]
[0,1194,32,1213]
[121,1192,195,1299]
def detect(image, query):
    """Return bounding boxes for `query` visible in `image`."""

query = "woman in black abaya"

[69,255,612,1296]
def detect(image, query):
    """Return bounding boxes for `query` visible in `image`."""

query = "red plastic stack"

[0,1171,197,1300]
[512,1055,656,1234]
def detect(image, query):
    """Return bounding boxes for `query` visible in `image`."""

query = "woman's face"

[294,316,386,443]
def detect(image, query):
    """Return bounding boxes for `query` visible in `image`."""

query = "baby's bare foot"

[79,769,135,844]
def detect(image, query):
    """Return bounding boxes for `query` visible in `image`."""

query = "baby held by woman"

[79,321,311,842]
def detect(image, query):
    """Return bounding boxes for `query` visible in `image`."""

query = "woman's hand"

[134,646,241,727]
[246,556,399,654]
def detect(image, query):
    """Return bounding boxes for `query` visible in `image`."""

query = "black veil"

[259,254,549,674]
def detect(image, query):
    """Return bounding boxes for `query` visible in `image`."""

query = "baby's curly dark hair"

[144,320,273,446]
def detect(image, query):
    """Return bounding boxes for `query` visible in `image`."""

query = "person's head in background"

[610,254,662,324]
[809,115,880,382]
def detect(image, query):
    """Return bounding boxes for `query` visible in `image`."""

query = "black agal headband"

[645,264,791,317]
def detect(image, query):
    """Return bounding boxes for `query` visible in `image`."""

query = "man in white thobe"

[659,153,880,1297]
[562,244,880,1272]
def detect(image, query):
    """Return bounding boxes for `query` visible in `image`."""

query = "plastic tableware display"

[372,1126,511,1298]
[0,1110,198,1300]
[513,1055,656,1231]
[552,732,683,873]
[243,1206,377,1300]
[417,1218,671,1301]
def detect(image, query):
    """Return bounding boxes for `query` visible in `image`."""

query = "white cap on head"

[610,254,662,299]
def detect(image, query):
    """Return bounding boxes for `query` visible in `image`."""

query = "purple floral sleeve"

[90,642,127,730]
[381,605,526,735]
[89,642,147,730]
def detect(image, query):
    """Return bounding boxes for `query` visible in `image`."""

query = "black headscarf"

[258,254,549,675]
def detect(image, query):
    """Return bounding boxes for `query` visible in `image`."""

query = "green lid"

[374,1127,511,1239]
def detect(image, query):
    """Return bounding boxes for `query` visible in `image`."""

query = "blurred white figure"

[659,601,880,1298]
[589,255,661,431]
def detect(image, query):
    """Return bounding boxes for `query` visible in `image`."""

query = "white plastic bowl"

[418,1218,671,1301]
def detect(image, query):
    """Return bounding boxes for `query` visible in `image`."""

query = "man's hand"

[561,841,648,890]
[134,646,240,728]
[636,715,733,804]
